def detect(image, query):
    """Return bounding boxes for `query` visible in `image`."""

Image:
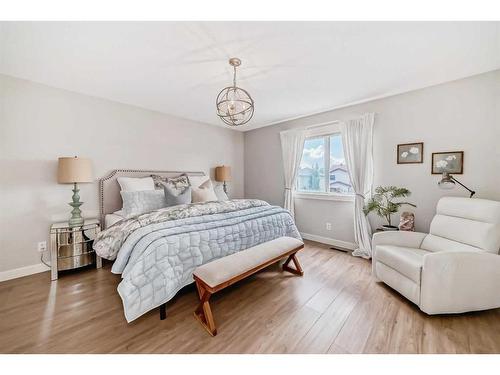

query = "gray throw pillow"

[163,185,192,207]
[120,190,167,218]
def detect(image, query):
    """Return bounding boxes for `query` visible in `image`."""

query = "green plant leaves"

[363,186,417,226]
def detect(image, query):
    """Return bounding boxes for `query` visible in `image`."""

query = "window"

[296,137,325,192]
[297,132,353,195]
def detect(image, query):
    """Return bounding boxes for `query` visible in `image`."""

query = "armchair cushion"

[429,214,500,253]
[376,245,429,283]
[420,234,483,253]
[430,197,500,254]
[436,196,500,224]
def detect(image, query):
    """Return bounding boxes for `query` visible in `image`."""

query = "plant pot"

[382,225,399,231]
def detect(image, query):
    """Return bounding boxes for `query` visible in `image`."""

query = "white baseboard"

[0,263,50,282]
[300,232,357,251]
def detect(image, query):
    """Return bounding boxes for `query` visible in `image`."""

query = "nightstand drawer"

[57,230,97,245]
[57,241,93,257]
[58,253,95,271]
[57,231,84,245]
[50,219,101,280]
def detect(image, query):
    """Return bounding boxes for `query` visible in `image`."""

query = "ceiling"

[1,22,499,131]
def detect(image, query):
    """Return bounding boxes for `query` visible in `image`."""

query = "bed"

[93,169,301,322]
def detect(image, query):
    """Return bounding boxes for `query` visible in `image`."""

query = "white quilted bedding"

[93,199,301,322]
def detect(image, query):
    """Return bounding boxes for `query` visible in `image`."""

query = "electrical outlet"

[37,241,47,253]
[325,222,332,231]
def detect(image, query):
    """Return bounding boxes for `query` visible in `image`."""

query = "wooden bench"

[192,236,304,336]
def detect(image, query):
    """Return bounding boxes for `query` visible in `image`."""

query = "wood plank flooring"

[1,240,499,354]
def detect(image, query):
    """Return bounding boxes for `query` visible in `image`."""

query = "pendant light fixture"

[216,57,254,126]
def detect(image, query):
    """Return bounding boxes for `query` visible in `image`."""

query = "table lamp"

[58,156,93,227]
[215,165,231,194]
[438,172,475,198]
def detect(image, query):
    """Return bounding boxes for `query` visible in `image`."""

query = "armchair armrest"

[371,231,427,279]
[372,231,427,249]
[420,251,500,314]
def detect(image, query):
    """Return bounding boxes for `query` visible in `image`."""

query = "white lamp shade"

[57,157,93,184]
[438,180,456,190]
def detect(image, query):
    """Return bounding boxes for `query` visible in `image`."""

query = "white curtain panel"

[341,113,375,258]
[280,129,306,218]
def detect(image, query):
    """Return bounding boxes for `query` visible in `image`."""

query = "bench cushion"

[193,236,304,288]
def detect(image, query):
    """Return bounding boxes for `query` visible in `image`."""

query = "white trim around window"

[296,120,354,200]
[304,120,341,138]
[294,191,355,202]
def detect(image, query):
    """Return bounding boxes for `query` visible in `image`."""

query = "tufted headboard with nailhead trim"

[98,169,205,226]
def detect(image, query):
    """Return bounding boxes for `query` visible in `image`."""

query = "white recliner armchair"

[372,197,500,314]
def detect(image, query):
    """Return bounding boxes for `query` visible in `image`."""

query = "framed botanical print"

[397,142,424,164]
[431,151,464,174]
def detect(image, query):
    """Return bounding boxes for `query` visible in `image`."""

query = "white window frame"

[295,121,355,202]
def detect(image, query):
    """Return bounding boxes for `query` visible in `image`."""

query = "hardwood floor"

[1,240,499,354]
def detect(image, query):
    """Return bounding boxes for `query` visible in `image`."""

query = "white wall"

[0,74,244,274]
[244,70,500,244]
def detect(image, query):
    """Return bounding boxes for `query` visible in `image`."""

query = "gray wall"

[244,69,500,243]
[0,74,244,273]
[2,69,499,274]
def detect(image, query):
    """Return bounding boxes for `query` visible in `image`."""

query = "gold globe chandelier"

[216,57,254,126]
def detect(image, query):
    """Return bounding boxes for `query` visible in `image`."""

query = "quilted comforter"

[93,199,301,322]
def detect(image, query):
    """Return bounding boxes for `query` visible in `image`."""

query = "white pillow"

[192,179,218,203]
[214,184,229,201]
[189,175,209,188]
[117,176,155,192]
[190,176,228,200]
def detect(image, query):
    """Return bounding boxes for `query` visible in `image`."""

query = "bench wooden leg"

[195,279,204,299]
[159,303,167,320]
[283,253,304,276]
[193,283,217,336]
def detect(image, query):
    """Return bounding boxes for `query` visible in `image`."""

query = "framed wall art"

[431,151,464,174]
[397,142,424,164]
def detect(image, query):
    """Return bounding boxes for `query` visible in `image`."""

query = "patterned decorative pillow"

[120,190,167,218]
[152,173,191,190]
[163,185,192,206]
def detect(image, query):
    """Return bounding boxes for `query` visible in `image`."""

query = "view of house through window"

[297,133,353,194]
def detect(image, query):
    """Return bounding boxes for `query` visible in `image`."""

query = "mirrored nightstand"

[49,219,102,281]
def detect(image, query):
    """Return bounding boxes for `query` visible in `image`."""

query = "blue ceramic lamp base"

[68,182,84,227]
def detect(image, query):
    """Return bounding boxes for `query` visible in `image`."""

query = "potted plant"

[363,186,417,231]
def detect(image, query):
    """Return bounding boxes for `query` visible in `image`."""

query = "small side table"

[49,219,102,281]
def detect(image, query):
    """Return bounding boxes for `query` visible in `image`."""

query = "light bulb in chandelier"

[216,57,255,126]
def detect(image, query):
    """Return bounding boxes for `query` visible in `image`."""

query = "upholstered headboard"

[98,169,205,225]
